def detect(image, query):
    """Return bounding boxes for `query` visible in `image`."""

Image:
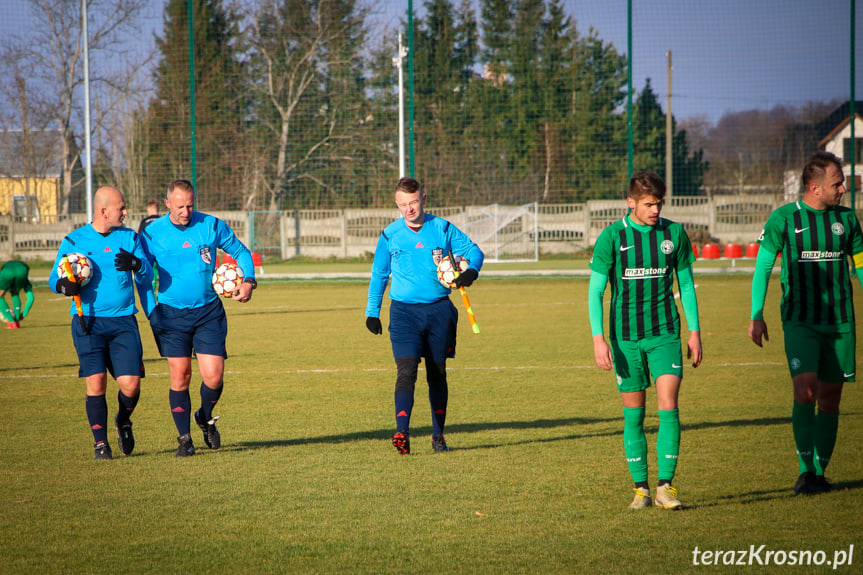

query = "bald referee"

[589,170,702,510]
[750,151,863,495]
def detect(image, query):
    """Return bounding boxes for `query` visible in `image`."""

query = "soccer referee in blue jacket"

[366,177,484,455]
[141,179,256,457]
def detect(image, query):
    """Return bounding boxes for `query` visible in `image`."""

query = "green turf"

[1,275,860,574]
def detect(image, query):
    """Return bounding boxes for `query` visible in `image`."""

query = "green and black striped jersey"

[758,201,863,325]
[590,215,695,341]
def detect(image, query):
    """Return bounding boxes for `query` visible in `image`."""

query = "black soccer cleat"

[194,409,221,449]
[814,475,834,493]
[115,414,135,456]
[392,430,410,455]
[432,435,450,453]
[176,433,196,457]
[94,441,113,460]
[793,471,817,494]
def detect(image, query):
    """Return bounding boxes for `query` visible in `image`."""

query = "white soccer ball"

[212,262,244,298]
[57,252,93,286]
[436,255,469,288]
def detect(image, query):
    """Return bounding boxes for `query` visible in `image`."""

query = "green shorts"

[610,333,683,393]
[783,321,856,383]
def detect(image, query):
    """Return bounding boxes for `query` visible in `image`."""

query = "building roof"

[816,100,863,146]
[0,129,63,178]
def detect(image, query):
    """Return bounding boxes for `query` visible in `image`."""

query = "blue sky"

[3,0,861,125]
[380,0,863,124]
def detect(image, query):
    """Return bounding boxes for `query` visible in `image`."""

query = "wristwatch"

[243,277,257,289]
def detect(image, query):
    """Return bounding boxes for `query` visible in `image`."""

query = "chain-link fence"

[0,0,858,227]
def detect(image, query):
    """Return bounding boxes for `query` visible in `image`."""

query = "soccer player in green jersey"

[0,260,34,329]
[750,151,863,495]
[589,170,702,510]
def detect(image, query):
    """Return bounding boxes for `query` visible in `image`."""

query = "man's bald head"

[92,186,128,233]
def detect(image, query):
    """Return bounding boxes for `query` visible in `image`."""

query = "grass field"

[1,273,861,574]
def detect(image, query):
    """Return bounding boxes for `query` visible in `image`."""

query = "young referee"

[589,170,702,509]
[365,177,484,454]
[750,151,863,495]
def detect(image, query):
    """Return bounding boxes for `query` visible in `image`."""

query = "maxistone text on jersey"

[691,545,854,569]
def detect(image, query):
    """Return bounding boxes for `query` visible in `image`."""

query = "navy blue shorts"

[389,298,457,364]
[150,298,228,358]
[71,315,145,379]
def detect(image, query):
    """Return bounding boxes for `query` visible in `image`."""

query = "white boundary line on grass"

[0,361,787,380]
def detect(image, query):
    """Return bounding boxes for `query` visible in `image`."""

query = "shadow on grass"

[689,478,863,509]
[231,414,803,453]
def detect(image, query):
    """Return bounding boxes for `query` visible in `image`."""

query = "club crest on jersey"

[790,357,801,370]
[432,248,444,265]
[199,246,212,264]
[661,240,674,255]
[832,222,845,236]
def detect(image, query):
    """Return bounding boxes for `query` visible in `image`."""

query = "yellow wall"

[0,177,61,218]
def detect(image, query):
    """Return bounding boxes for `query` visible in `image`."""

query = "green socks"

[623,407,648,483]
[814,409,839,476]
[792,401,816,474]
[657,409,680,482]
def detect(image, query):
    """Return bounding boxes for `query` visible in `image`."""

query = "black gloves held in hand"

[115,248,142,272]
[453,268,478,288]
[366,317,382,335]
[56,277,81,297]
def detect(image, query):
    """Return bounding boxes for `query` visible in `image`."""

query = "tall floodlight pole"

[82,0,93,221]
[850,0,856,211]
[407,0,415,177]
[394,33,408,178]
[626,0,633,180]
[666,50,672,200]
[187,0,197,202]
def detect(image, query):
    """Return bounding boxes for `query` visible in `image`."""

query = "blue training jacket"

[140,212,254,310]
[366,214,484,317]
[49,225,156,317]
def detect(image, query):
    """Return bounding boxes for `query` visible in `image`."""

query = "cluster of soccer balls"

[56,252,93,286]
[436,255,469,288]
[212,262,244,298]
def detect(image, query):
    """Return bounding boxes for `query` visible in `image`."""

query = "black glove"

[453,268,478,288]
[366,316,382,335]
[115,248,142,272]
[56,277,81,297]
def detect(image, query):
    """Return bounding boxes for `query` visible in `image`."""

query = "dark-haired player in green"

[750,150,863,495]
[589,170,702,510]
[0,260,35,329]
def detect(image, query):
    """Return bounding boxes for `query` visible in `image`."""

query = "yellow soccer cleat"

[628,486,652,509]
[655,484,683,510]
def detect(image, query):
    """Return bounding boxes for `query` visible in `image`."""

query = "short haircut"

[628,170,666,201]
[395,177,423,195]
[802,151,843,188]
[166,179,195,199]
[146,199,159,209]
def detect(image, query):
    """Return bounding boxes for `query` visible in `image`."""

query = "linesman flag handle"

[61,255,88,335]
[447,249,480,334]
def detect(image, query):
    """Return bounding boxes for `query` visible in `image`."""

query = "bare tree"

[246,0,368,214]
[0,0,149,216]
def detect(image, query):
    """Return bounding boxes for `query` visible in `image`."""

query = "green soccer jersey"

[0,260,31,292]
[590,215,695,341]
[757,201,863,325]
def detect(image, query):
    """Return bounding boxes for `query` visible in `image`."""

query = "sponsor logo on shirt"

[800,250,843,261]
[623,267,667,279]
